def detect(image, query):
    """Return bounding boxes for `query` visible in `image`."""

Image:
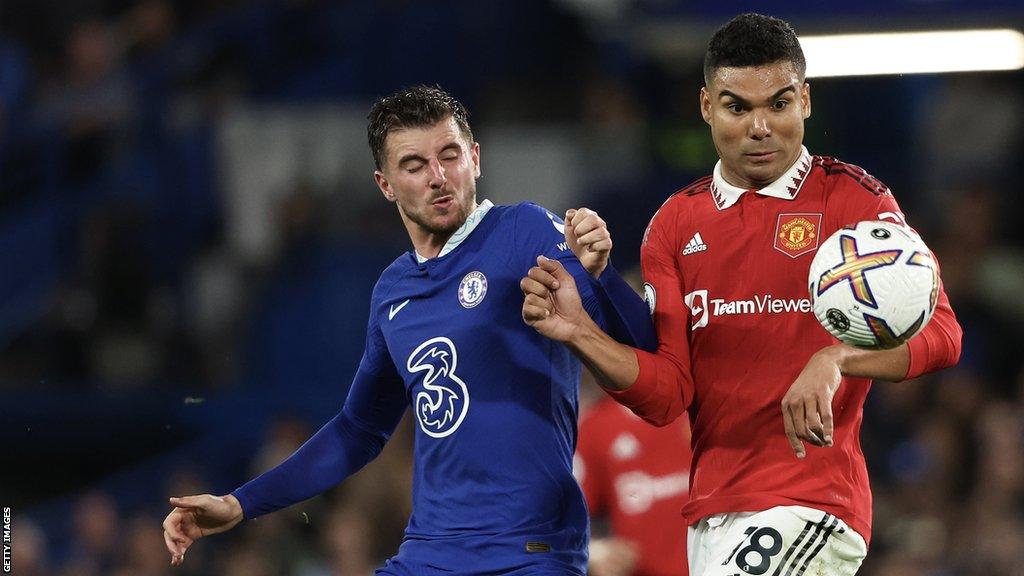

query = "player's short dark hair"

[367,84,474,171]
[703,13,806,85]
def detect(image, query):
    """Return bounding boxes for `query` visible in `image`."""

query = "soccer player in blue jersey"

[162,85,655,575]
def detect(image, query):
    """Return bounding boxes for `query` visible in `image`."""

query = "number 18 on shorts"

[687,506,867,576]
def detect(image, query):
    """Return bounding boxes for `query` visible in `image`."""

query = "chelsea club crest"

[458,271,488,308]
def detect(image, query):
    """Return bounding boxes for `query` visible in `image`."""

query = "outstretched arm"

[162,364,407,566]
[230,370,406,518]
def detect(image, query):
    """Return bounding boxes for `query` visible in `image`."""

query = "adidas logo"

[682,232,708,255]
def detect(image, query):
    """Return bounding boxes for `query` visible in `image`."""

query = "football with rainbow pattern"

[808,220,939,349]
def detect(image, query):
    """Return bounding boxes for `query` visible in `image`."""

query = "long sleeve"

[515,202,657,352]
[905,278,962,379]
[586,263,658,352]
[232,285,407,520]
[554,254,656,352]
[605,207,695,426]
[830,181,963,381]
[231,365,407,520]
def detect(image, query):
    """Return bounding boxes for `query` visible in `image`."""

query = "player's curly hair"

[367,85,474,171]
[703,13,806,85]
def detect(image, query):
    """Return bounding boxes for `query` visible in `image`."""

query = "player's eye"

[441,153,458,162]
[405,164,424,174]
[726,102,745,114]
[772,99,790,110]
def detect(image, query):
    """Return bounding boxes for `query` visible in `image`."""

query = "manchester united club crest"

[458,271,488,308]
[774,213,822,258]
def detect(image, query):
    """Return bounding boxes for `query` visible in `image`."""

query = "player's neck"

[410,231,453,260]
[720,166,781,190]
[404,199,484,261]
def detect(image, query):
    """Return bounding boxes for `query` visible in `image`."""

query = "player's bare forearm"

[566,318,640,392]
[818,342,910,382]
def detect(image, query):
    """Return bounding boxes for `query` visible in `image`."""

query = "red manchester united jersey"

[610,147,962,544]
[576,398,692,576]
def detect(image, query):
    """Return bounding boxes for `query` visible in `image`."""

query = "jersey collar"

[710,146,812,211]
[414,199,494,263]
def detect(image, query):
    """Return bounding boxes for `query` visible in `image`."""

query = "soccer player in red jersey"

[577,378,692,576]
[521,13,962,575]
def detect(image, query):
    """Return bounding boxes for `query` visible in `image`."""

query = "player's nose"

[427,158,447,188]
[749,112,771,140]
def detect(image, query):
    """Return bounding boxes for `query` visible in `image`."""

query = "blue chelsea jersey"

[368,202,599,574]
[231,200,656,576]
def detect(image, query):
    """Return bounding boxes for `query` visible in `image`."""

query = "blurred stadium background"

[1,1,1022,574]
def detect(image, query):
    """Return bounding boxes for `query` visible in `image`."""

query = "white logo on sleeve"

[682,232,708,255]
[684,289,709,329]
[458,271,488,308]
[388,299,411,320]
[407,337,470,438]
[878,211,906,225]
[546,210,566,234]
[643,283,656,315]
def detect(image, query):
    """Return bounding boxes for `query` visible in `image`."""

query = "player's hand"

[564,208,612,278]
[589,537,638,576]
[163,493,244,567]
[781,347,842,458]
[521,255,588,342]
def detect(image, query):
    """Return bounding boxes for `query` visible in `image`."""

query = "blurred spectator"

[37,19,137,184]
[66,491,119,574]
[10,517,49,576]
[114,513,174,576]
[123,0,178,57]
[577,372,692,576]
[315,499,377,576]
[41,203,186,387]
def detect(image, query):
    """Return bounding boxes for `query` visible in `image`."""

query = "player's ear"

[375,171,396,203]
[699,87,712,125]
[802,82,811,119]
[470,141,481,179]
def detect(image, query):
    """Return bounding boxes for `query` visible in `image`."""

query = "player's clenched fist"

[162,493,244,567]
[564,208,612,278]
[521,256,588,342]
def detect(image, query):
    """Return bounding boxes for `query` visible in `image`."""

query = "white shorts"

[687,506,867,576]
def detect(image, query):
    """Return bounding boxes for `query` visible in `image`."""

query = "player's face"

[701,61,811,189]
[375,116,480,248]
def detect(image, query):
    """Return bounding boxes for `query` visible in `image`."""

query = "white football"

[808,220,939,349]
